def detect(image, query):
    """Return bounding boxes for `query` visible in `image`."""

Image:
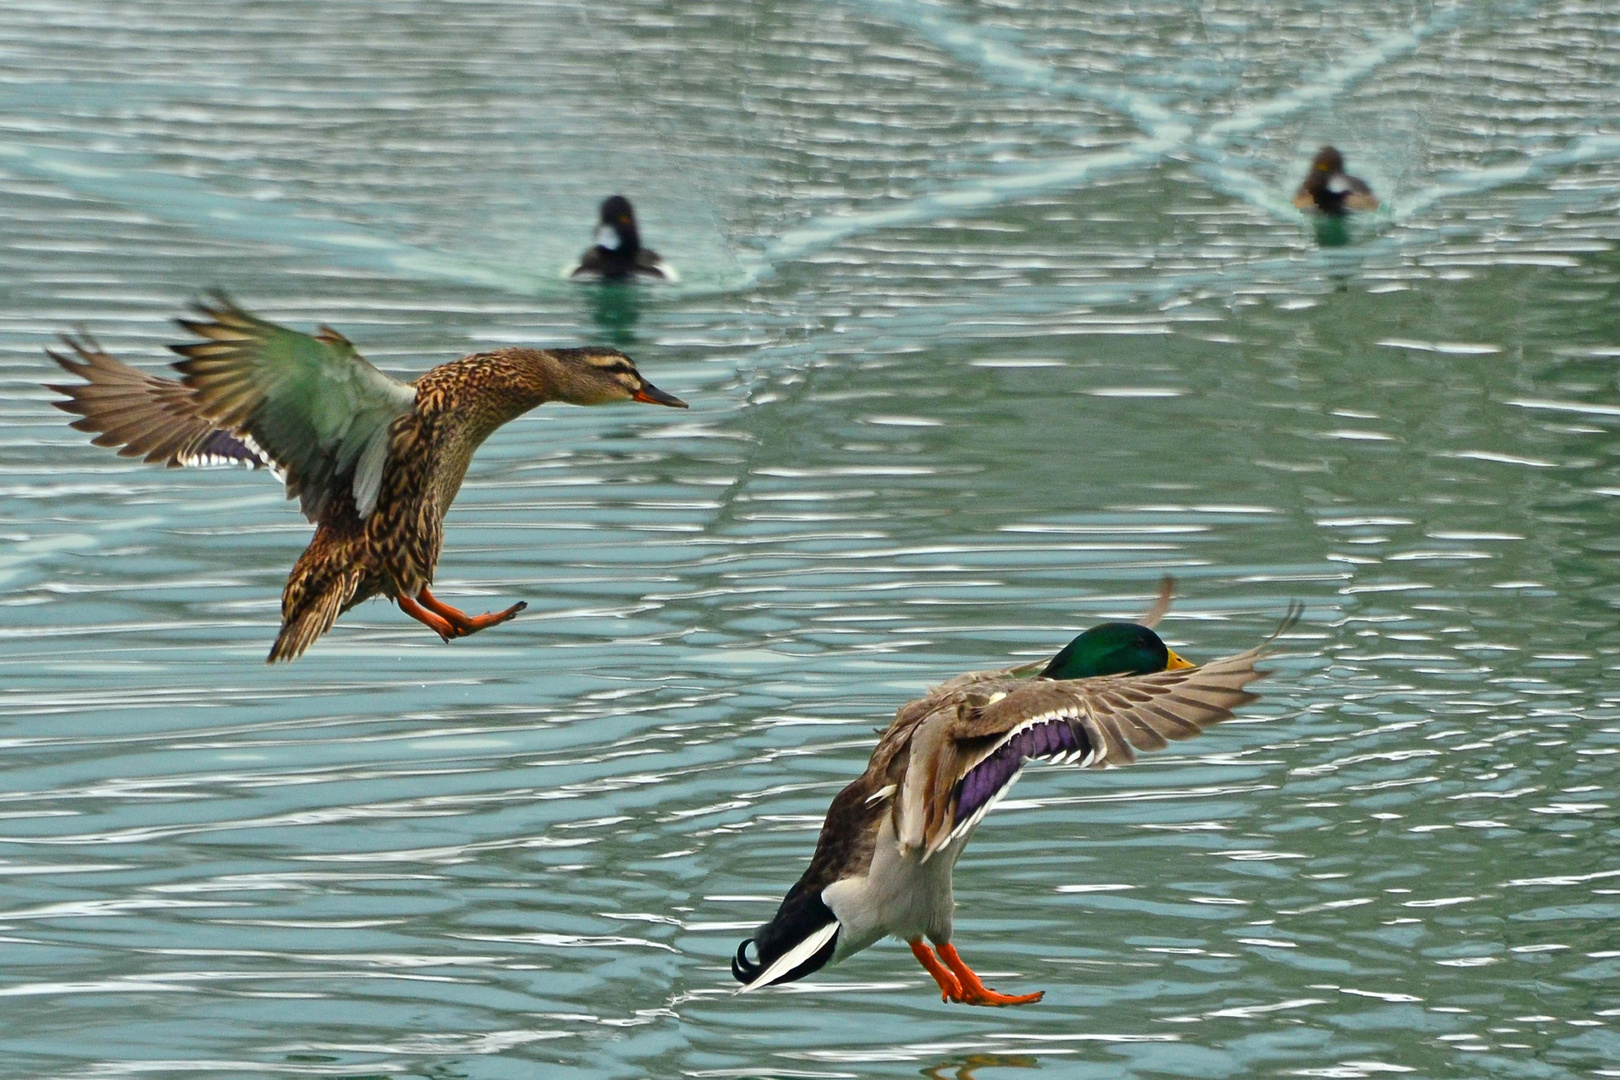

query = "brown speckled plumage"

[47,296,687,662]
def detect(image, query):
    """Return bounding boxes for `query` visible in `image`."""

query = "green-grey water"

[3,1,1620,1077]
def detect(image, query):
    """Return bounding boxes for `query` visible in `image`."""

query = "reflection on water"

[1310,215,1355,249]
[1,0,1619,1078]
[583,282,644,347]
[922,1054,1040,1080]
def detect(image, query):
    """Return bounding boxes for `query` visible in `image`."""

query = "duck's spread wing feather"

[569,248,606,278]
[925,660,1045,695]
[902,608,1299,859]
[47,333,272,471]
[170,294,416,520]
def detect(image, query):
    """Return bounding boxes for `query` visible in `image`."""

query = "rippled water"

[3,1,1620,1076]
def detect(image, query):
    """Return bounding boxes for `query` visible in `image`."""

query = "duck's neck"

[419,349,576,438]
[608,226,640,261]
[413,349,572,512]
[497,349,577,414]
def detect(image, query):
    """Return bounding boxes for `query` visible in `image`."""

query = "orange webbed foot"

[936,943,1043,1007]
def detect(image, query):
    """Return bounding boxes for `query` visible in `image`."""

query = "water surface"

[2,1,1619,1077]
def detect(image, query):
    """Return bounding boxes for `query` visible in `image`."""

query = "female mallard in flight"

[1292,145,1379,215]
[732,600,1297,1006]
[46,294,686,662]
[567,196,675,281]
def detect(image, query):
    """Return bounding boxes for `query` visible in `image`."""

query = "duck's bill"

[633,382,688,408]
[1165,649,1195,670]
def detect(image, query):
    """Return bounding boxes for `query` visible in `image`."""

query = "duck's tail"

[269,561,365,663]
[732,886,841,993]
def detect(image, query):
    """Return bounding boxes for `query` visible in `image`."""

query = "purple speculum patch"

[954,719,1083,824]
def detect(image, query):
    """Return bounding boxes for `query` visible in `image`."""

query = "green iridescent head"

[1038,622,1194,680]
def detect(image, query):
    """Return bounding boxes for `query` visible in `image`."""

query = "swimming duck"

[732,605,1296,1006]
[568,196,674,281]
[1293,145,1379,214]
[47,294,687,662]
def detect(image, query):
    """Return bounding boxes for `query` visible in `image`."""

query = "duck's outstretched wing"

[899,606,1301,859]
[47,332,271,470]
[170,294,416,520]
[1139,575,1174,628]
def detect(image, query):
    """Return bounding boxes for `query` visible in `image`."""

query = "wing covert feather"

[894,608,1299,858]
[170,294,416,520]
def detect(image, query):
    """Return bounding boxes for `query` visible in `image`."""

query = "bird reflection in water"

[1311,214,1354,248]
[921,1053,1039,1080]
[586,281,642,347]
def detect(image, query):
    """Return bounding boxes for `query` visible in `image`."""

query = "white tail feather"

[734,921,841,994]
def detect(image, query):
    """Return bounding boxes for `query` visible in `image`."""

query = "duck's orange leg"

[936,943,1043,1007]
[397,592,456,641]
[414,586,527,639]
[910,939,963,1002]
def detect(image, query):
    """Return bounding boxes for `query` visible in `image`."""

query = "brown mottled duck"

[46,294,687,662]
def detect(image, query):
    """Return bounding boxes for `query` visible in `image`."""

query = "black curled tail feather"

[731,886,840,989]
[731,938,764,984]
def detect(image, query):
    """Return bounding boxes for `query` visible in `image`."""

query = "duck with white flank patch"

[568,196,675,281]
[733,595,1298,1006]
[1293,145,1379,215]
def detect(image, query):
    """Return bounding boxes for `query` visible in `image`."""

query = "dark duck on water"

[733,591,1298,1006]
[568,195,674,281]
[47,294,687,662]
[1293,145,1379,215]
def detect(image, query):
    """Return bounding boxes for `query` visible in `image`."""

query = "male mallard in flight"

[733,599,1298,1006]
[46,294,686,662]
[1293,145,1379,215]
[567,196,675,281]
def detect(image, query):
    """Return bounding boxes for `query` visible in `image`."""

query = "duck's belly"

[362,488,443,596]
[822,816,969,963]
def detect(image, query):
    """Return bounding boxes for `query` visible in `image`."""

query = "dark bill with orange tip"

[633,381,687,408]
